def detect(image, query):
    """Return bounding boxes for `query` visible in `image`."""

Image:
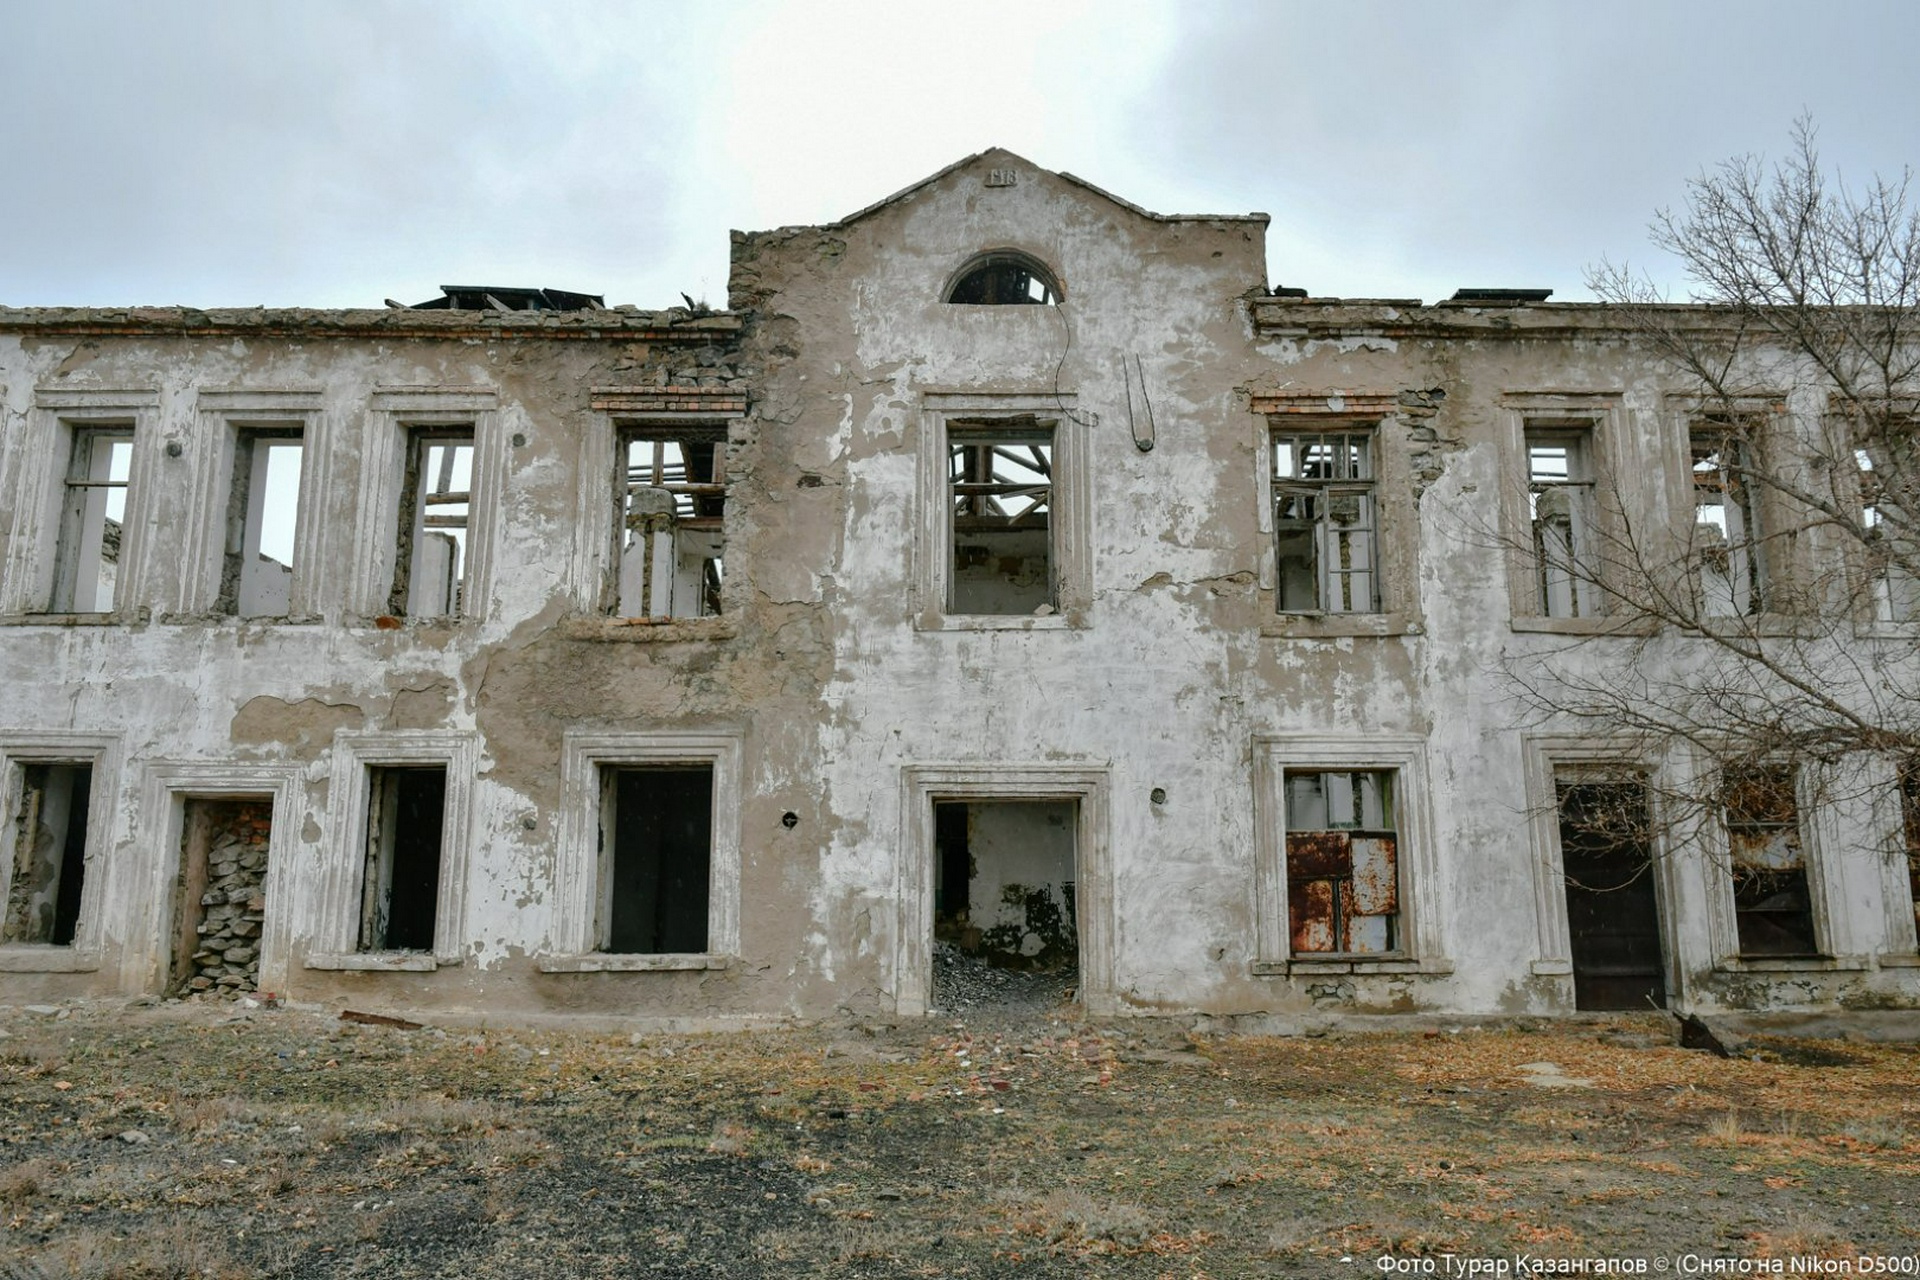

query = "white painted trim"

[320,731,478,965]
[552,729,744,962]
[134,761,304,995]
[1497,394,1624,621]
[1251,734,1443,970]
[897,763,1112,1016]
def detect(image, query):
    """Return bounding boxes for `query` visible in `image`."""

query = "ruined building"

[3,150,1918,1023]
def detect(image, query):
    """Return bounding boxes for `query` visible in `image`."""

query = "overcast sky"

[4,0,1918,310]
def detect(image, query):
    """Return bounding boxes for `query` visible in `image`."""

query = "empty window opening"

[617,431,725,618]
[1556,778,1665,1010]
[220,428,303,617]
[1527,426,1601,617]
[358,766,445,952]
[51,427,133,613]
[1723,766,1818,957]
[170,798,271,997]
[1285,770,1398,954]
[945,253,1061,305]
[599,765,713,953]
[932,800,1078,1011]
[1860,449,1918,622]
[1273,430,1380,613]
[1692,426,1766,616]
[3,763,92,946]
[389,430,473,618]
[949,424,1054,615]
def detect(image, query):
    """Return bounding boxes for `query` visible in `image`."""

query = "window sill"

[536,953,730,973]
[347,616,476,634]
[305,952,450,973]
[1853,619,1920,641]
[1252,956,1452,976]
[1,613,126,627]
[1260,612,1418,640]
[156,612,324,627]
[0,946,102,973]
[559,616,738,644]
[915,611,1083,633]
[1715,955,1867,973]
[1529,959,1574,976]
[1873,953,1920,968]
[1508,616,1652,637]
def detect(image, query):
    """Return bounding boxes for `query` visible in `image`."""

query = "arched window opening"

[945,253,1062,305]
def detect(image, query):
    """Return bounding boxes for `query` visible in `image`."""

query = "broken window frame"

[1281,769,1402,957]
[219,425,306,618]
[1525,424,1603,618]
[387,427,475,620]
[356,765,448,954]
[1719,764,1823,959]
[946,420,1056,616]
[943,250,1063,305]
[918,395,1089,630]
[612,425,728,620]
[313,732,475,970]
[548,731,743,969]
[1253,735,1438,973]
[1,761,94,948]
[48,424,135,614]
[1271,427,1382,614]
[1858,444,1920,624]
[1690,421,1770,617]
[0,735,117,964]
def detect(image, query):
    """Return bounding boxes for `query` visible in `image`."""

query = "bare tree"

[1504,118,1920,871]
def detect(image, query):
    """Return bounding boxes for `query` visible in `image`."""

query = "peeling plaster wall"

[2,151,1917,1022]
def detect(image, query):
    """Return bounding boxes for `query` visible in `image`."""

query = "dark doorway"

[2,763,92,946]
[359,766,445,952]
[1558,779,1667,1010]
[604,766,712,953]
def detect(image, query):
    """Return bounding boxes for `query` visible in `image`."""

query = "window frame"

[1253,394,1419,637]
[1270,427,1381,615]
[610,423,730,620]
[184,390,330,620]
[1500,395,1629,632]
[1705,761,1842,966]
[351,389,500,623]
[309,730,476,971]
[0,731,121,972]
[544,730,743,971]
[3,389,159,619]
[1252,734,1446,974]
[916,392,1091,631]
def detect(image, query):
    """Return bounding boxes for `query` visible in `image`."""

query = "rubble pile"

[931,941,1077,1017]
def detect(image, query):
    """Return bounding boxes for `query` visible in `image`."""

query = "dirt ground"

[2,995,1917,1279]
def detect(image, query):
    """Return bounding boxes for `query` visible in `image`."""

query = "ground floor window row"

[5,741,1920,1006]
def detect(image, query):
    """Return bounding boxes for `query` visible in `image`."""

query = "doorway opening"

[1557,778,1667,1010]
[169,797,273,998]
[931,799,1078,1014]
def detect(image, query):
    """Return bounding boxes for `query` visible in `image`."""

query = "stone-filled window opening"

[1691,422,1767,617]
[358,766,447,953]
[598,765,713,953]
[616,428,726,619]
[1526,424,1601,618]
[220,427,304,618]
[2,763,92,946]
[945,251,1061,305]
[170,798,271,997]
[50,427,134,613]
[1272,428,1381,613]
[948,423,1054,615]
[389,429,473,618]
[1722,765,1819,957]
[1284,769,1399,955]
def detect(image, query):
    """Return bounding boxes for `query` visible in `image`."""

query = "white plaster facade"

[2,149,1917,1022]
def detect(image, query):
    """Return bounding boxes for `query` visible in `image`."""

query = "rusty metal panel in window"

[1284,770,1400,956]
